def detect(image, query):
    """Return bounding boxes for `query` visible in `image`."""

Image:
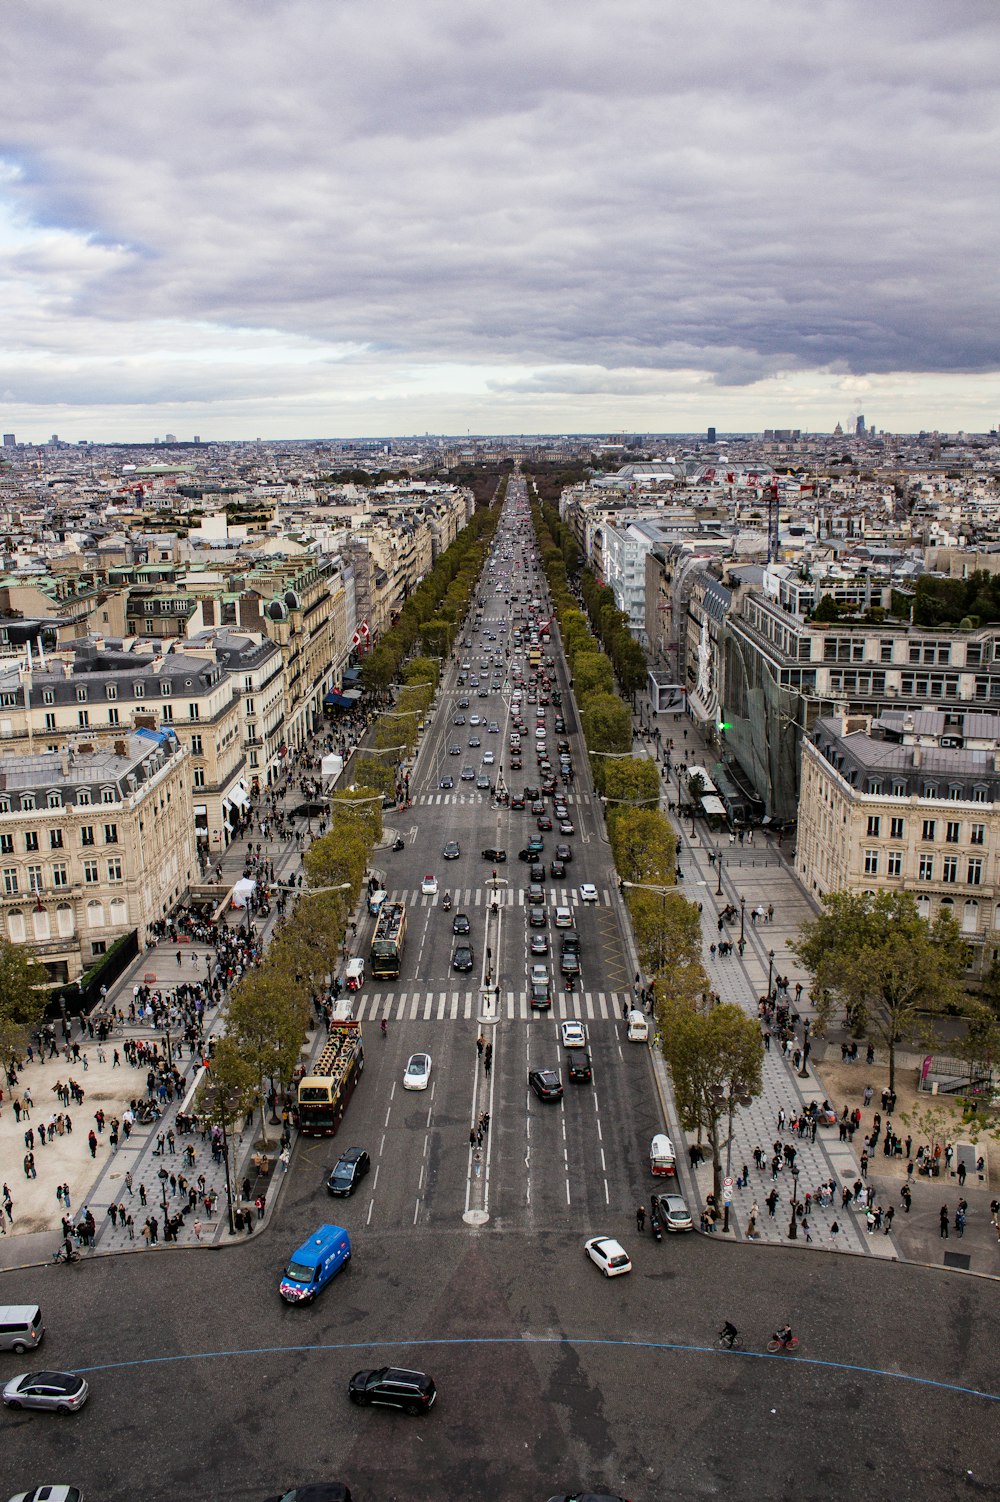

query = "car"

[403,1053,431,1090]
[560,930,581,954]
[460,766,476,781]
[443,841,461,860]
[468,735,482,748]
[452,912,471,934]
[452,944,474,972]
[530,978,552,1009]
[529,932,549,955]
[560,949,580,978]
[348,1367,437,1415]
[658,1192,694,1233]
[478,688,490,698]
[559,820,575,836]
[536,815,553,830]
[554,906,573,928]
[555,843,572,862]
[530,963,550,986]
[526,883,545,906]
[529,862,545,883]
[476,774,491,789]
[7,1491,87,1502]
[523,785,540,799]
[327,1147,371,1197]
[566,1047,592,1082]
[420,875,438,895]
[457,697,470,708]
[561,1019,587,1048]
[481,847,507,862]
[452,714,466,725]
[549,859,566,879]
[482,751,495,765]
[488,721,500,733]
[579,884,599,903]
[584,1236,631,1277]
[2,1372,90,1413]
[531,799,546,815]
[528,1068,563,1102]
[528,906,547,928]
[438,775,454,789]
[470,713,483,725]
[546,1494,631,1502]
[527,836,544,854]
[448,743,461,756]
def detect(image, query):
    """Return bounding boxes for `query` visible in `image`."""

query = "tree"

[627,889,707,1010]
[329,786,384,847]
[224,966,309,1148]
[659,1000,764,1206]
[0,937,48,1075]
[580,692,632,755]
[574,650,615,700]
[603,758,661,814]
[794,891,968,1094]
[610,808,676,886]
[304,825,369,897]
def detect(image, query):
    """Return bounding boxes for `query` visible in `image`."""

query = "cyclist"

[380,1018,388,1039]
[773,1323,794,1347]
[720,1321,740,1348]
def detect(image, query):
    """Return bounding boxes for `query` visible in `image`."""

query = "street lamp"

[715,850,723,897]
[767,949,775,999]
[739,894,745,946]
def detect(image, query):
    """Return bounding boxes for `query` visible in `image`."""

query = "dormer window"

[46,791,62,809]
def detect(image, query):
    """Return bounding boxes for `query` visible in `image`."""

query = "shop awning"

[226,784,250,810]
[325,692,353,709]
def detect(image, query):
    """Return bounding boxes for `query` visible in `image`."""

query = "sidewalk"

[631,696,998,1276]
[0,717,375,1269]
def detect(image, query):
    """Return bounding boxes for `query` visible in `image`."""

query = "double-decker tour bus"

[297,1018,364,1137]
[370,900,407,980]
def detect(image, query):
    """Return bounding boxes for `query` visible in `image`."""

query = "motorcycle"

[649,1195,663,1242]
[442,893,452,911]
[392,836,405,852]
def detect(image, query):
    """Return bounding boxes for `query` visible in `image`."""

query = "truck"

[297,1020,364,1137]
[279,1223,351,1303]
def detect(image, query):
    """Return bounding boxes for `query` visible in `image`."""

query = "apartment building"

[188,629,287,793]
[0,729,195,986]
[797,709,1000,974]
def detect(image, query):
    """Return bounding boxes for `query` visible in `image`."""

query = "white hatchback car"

[403,1053,432,1090]
[578,884,598,904]
[554,906,573,928]
[561,1019,587,1049]
[420,875,438,896]
[584,1236,632,1277]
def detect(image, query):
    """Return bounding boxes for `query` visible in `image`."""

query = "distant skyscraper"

[856,414,866,436]
[2,434,14,448]
[707,426,716,443]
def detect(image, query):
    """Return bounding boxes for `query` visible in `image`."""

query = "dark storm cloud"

[0,0,997,419]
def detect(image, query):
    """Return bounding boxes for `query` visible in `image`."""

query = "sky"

[1,0,999,443]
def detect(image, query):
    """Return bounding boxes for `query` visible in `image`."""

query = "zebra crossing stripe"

[349,989,622,1022]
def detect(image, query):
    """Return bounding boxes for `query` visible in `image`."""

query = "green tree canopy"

[0,937,48,1072]
[609,808,676,886]
[603,758,661,813]
[794,890,968,1092]
[580,693,632,756]
[224,965,310,1147]
[573,650,615,700]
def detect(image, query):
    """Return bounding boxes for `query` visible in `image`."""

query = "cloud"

[0,0,997,437]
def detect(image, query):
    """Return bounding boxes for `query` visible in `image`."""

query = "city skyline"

[1,0,998,442]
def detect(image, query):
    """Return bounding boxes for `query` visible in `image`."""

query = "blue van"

[279,1224,351,1304]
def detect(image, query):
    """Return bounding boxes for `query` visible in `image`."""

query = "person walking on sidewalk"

[939,1205,950,1238]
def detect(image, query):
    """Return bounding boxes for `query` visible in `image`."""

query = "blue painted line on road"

[75,1335,1000,1404]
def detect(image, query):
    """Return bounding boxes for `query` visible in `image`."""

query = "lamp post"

[715,850,724,897]
[767,949,775,999]
[739,894,746,946]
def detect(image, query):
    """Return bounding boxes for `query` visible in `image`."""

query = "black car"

[528,906,548,928]
[348,1367,437,1415]
[566,1047,593,1083]
[443,841,461,860]
[452,912,471,934]
[482,847,507,862]
[452,943,475,972]
[549,859,566,879]
[326,1147,371,1197]
[530,978,552,1009]
[561,930,581,954]
[510,795,525,810]
[527,883,545,906]
[439,775,454,789]
[263,1486,353,1502]
[555,843,572,862]
[529,862,546,883]
[559,949,580,978]
[529,1068,564,1102]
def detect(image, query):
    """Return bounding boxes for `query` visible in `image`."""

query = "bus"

[370,900,407,979]
[297,1020,364,1137]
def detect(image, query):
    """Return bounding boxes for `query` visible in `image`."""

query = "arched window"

[963,900,980,935]
[32,909,50,941]
[109,897,128,927]
[6,910,25,942]
[56,903,74,937]
[86,899,104,928]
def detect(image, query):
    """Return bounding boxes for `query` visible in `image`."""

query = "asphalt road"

[4,484,998,1502]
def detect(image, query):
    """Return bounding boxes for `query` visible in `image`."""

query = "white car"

[403,1053,432,1090]
[554,906,573,928]
[561,1019,587,1049]
[530,963,550,986]
[578,884,599,904]
[8,1491,84,1502]
[482,751,495,765]
[420,875,438,896]
[584,1236,632,1277]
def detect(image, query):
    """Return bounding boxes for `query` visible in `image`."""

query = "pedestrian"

[125,1213,134,1241]
[139,1182,147,1207]
[884,1205,895,1234]
[957,1160,967,1186]
[88,1129,98,1158]
[900,1183,912,1213]
[193,1218,202,1241]
[255,1194,265,1221]
[955,1208,966,1237]
[469,1128,476,1149]
[476,1035,485,1057]
[636,1204,646,1233]
[108,1203,119,1228]
[484,1050,492,1077]
[63,1183,71,1209]
[125,1171,133,1196]
[939,1205,949,1239]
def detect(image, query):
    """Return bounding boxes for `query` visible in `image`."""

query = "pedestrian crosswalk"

[349,989,633,1022]
[415,791,593,808]
[388,887,613,909]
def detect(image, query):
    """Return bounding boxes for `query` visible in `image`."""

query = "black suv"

[566,1047,593,1083]
[348,1367,437,1414]
[326,1146,371,1197]
[482,847,507,862]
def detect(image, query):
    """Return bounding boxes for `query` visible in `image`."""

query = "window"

[971,823,985,846]
[42,689,54,705]
[948,784,963,801]
[108,707,119,726]
[0,834,11,855]
[52,863,68,888]
[134,682,144,698]
[107,858,123,882]
[78,710,90,728]
[160,681,172,696]
[47,790,61,809]
[866,815,881,838]
[80,826,95,846]
[191,734,203,755]
[2,868,18,895]
[864,849,879,875]
[83,860,99,884]
[27,865,43,893]
[946,821,961,844]
[76,687,88,702]
[189,703,200,720]
[106,684,117,700]
[892,779,907,797]
[890,816,905,839]
[20,796,33,811]
[919,855,934,881]
[48,828,63,850]
[967,858,983,886]
[23,831,39,853]
[104,824,119,844]
[77,789,90,806]
[942,856,958,883]
[193,767,205,788]
[101,788,116,804]
[963,900,980,934]
[922,819,936,842]
[161,704,173,722]
[973,785,989,802]
[44,712,56,730]
[887,850,902,877]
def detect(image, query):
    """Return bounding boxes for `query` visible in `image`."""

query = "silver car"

[3,1371,90,1413]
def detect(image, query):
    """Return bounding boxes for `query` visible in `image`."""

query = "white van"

[0,1304,44,1352]
[626,1010,649,1043]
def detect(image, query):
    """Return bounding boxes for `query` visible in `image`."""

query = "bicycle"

[766,1334,800,1353]
[717,1326,744,1350]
